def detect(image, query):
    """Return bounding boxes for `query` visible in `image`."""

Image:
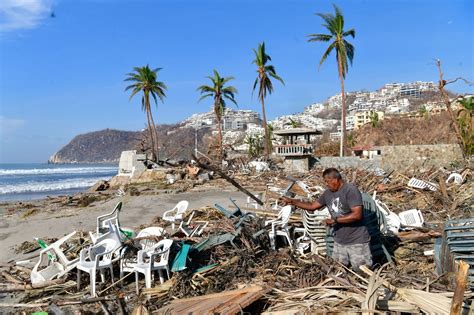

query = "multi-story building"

[354,111,385,129]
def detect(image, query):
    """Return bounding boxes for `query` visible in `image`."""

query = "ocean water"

[0,163,118,202]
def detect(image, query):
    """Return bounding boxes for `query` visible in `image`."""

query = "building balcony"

[273,144,314,156]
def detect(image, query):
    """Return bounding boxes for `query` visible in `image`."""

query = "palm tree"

[308,4,355,157]
[125,65,167,161]
[287,117,303,128]
[369,111,379,128]
[252,42,285,159]
[197,70,238,160]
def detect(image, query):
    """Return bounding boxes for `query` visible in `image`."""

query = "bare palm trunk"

[144,93,157,161]
[217,117,223,161]
[261,96,270,159]
[337,54,347,157]
[148,110,159,161]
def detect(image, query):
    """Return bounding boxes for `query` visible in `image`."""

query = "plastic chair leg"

[135,271,140,294]
[109,267,114,283]
[145,270,152,288]
[100,269,106,282]
[91,271,97,297]
[158,270,164,284]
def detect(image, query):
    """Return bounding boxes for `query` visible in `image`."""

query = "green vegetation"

[308,4,355,157]
[456,96,473,155]
[125,65,167,161]
[197,70,238,160]
[369,111,379,128]
[245,134,264,157]
[252,42,285,159]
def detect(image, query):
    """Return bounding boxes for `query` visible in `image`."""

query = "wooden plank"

[213,290,267,314]
[156,286,265,315]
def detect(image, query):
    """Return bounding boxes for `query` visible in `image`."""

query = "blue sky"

[0,0,472,163]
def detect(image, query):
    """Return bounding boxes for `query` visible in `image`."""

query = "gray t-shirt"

[317,182,370,245]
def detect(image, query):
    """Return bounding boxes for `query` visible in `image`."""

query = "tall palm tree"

[252,42,284,159]
[197,70,238,160]
[125,65,167,161]
[308,4,355,157]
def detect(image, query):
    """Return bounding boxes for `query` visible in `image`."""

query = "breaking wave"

[0,177,112,194]
[0,166,117,176]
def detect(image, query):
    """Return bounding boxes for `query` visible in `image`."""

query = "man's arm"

[280,196,324,212]
[326,205,363,225]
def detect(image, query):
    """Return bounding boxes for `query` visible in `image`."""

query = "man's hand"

[325,218,336,226]
[279,196,294,206]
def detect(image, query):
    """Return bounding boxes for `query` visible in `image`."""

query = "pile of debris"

[0,163,473,314]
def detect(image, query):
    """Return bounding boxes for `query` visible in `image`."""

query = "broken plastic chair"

[77,223,123,296]
[178,211,209,237]
[134,239,173,293]
[407,178,438,191]
[89,202,123,243]
[446,173,463,185]
[31,231,79,285]
[398,209,424,228]
[162,200,189,230]
[214,198,243,218]
[246,193,263,209]
[171,242,191,272]
[120,227,165,277]
[265,205,293,250]
[300,208,330,254]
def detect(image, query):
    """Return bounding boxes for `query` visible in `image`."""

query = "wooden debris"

[156,286,267,315]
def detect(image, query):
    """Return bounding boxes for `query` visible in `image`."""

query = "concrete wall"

[314,144,462,172]
[378,144,463,171]
[315,156,381,170]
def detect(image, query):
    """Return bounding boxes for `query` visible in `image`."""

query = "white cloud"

[0,0,54,32]
[0,116,27,136]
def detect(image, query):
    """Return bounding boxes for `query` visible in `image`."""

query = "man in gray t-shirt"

[281,168,372,271]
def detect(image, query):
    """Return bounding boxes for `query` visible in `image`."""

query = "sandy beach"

[0,184,249,263]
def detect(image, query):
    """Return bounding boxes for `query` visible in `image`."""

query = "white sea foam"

[0,177,111,194]
[0,166,117,176]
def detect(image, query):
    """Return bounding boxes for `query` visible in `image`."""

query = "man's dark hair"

[322,168,342,180]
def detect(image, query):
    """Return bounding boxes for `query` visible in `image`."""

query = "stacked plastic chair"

[299,208,330,255]
[325,193,392,263]
[439,218,474,288]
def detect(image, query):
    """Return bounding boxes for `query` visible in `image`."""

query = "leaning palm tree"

[308,4,355,157]
[197,70,238,160]
[252,42,285,159]
[125,65,167,161]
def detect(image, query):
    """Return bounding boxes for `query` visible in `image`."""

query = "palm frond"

[307,33,333,42]
[343,28,355,38]
[318,42,336,69]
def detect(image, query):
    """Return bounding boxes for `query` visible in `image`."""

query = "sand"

[0,185,249,263]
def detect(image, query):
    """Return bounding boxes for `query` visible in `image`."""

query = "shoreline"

[0,182,249,263]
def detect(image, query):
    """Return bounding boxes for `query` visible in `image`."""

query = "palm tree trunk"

[148,110,159,161]
[144,93,157,161]
[337,54,347,157]
[217,117,223,161]
[261,96,270,159]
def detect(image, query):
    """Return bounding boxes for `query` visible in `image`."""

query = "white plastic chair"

[246,193,263,209]
[398,209,424,228]
[134,239,173,293]
[178,211,209,237]
[77,223,122,296]
[265,205,293,250]
[89,202,123,243]
[120,227,165,277]
[446,173,463,185]
[162,200,189,230]
[31,231,79,284]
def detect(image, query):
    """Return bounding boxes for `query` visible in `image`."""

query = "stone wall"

[314,144,462,172]
[378,144,463,171]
